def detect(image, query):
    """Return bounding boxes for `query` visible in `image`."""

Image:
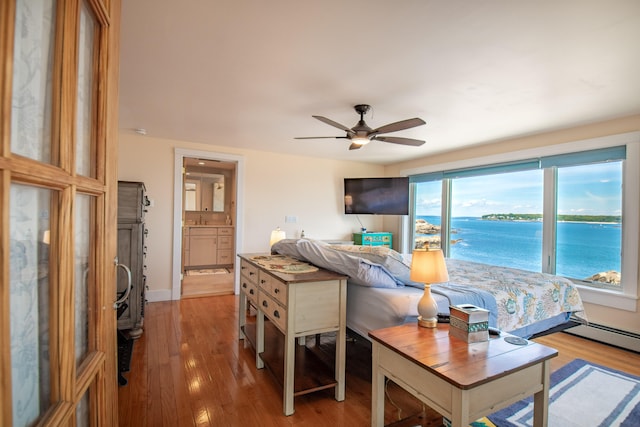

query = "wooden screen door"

[0,0,121,425]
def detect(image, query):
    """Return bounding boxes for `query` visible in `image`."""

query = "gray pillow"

[272,239,400,288]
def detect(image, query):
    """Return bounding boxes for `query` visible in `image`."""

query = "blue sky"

[415,162,622,217]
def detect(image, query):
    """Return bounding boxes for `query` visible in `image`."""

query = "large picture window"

[410,146,626,294]
[554,162,622,288]
[449,169,544,271]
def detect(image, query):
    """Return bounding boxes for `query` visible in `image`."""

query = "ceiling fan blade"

[348,143,363,150]
[373,136,425,146]
[372,118,426,135]
[294,136,347,139]
[312,115,354,134]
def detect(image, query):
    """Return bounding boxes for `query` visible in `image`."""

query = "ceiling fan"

[295,104,426,150]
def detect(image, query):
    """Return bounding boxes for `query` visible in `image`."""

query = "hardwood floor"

[118,295,640,426]
[180,270,235,298]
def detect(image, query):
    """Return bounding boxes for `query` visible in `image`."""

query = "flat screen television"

[344,177,409,215]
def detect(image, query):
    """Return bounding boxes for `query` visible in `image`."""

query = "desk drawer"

[259,272,288,307]
[240,260,259,285]
[270,279,287,306]
[258,271,273,294]
[259,292,287,332]
[240,278,258,305]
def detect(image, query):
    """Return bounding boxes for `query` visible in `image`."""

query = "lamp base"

[418,315,438,328]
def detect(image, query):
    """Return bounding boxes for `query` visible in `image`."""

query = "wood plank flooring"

[118,295,640,426]
[181,271,235,298]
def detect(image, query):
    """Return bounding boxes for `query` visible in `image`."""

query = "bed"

[271,239,586,339]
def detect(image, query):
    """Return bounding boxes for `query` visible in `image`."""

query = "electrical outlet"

[285,215,297,223]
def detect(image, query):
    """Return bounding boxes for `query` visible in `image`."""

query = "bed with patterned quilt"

[271,238,586,339]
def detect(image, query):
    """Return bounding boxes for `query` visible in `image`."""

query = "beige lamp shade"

[410,249,449,284]
[270,227,286,247]
[410,249,449,328]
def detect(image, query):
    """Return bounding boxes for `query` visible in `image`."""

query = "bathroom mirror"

[184,173,225,212]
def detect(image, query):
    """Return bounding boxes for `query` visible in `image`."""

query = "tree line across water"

[481,213,621,223]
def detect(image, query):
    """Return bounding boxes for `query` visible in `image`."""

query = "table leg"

[370,342,385,427]
[238,293,246,340]
[283,332,296,415]
[450,388,471,427]
[256,309,264,369]
[533,359,551,427]
[335,279,346,402]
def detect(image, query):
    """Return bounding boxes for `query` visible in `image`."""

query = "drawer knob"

[249,289,254,295]
[274,288,280,294]
[249,271,255,276]
[274,310,280,319]
[242,282,247,288]
[262,300,268,308]
[260,279,266,284]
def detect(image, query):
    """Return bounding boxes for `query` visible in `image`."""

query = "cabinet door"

[117,223,143,330]
[189,235,218,266]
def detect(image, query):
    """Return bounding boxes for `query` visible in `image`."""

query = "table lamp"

[410,248,449,328]
[270,227,286,247]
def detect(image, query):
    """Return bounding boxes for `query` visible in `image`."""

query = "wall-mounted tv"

[344,177,409,215]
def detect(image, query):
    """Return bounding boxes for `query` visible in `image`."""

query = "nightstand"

[352,232,392,248]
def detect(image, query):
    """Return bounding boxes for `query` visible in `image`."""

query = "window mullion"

[441,179,452,257]
[542,168,557,274]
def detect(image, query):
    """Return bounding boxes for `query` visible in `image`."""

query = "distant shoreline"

[480,213,621,223]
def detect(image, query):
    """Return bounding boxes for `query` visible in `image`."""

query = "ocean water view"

[416,215,621,281]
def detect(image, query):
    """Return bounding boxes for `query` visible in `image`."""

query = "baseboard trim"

[565,323,640,353]
[145,289,173,302]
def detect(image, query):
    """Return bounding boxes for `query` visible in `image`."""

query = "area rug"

[249,254,318,274]
[487,358,640,426]
[186,268,229,276]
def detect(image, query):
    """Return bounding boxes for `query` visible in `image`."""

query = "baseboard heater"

[565,322,640,353]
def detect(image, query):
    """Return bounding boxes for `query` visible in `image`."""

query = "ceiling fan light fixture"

[351,135,370,145]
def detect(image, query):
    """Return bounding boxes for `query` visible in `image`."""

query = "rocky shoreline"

[584,270,621,284]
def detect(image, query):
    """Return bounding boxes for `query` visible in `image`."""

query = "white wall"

[118,132,384,300]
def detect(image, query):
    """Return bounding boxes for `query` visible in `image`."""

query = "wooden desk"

[237,254,348,416]
[369,323,557,427]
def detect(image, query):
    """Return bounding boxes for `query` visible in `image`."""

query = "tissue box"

[449,325,489,343]
[450,316,489,333]
[449,304,490,343]
[449,304,489,323]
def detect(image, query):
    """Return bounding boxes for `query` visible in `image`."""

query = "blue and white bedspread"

[271,239,586,333]
[442,259,586,332]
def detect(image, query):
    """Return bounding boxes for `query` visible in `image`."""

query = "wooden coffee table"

[369,323,558,427]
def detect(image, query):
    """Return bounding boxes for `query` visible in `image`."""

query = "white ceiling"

[118,0,640,165]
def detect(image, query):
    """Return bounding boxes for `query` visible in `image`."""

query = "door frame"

[172,148,244,300]
[1,0,121,424]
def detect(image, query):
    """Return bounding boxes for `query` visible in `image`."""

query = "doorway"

[182,157,235,297]
[172,149,244,300]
